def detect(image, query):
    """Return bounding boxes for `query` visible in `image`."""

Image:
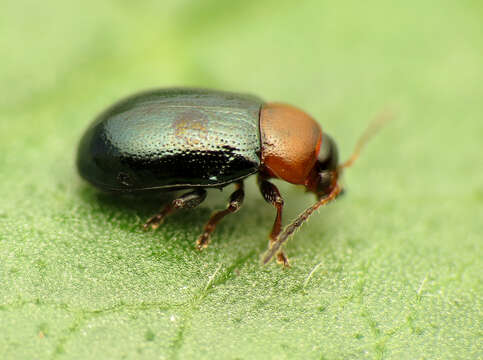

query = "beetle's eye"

[318,171,334,192]
[317,134,338,171]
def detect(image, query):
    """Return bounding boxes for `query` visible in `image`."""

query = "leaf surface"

[1,1,481,359]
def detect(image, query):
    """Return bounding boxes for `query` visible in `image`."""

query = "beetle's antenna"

[262,184,341,265]
[338,110,392,171]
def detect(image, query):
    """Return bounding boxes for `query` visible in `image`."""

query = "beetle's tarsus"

[196,233,211,250]
[143,214,165,230]
[277,251,290,267]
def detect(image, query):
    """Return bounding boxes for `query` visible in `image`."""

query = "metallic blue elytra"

[77,88,263,192]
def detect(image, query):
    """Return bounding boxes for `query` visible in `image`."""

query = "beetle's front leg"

[258,176,289,267]
[196,182,244,250]
[143,189,207,230]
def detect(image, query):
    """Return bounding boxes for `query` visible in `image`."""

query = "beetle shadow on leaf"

[76,185,214,235]
[77,184,170,217]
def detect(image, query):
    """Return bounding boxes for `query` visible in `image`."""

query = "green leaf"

[1,1,481,359]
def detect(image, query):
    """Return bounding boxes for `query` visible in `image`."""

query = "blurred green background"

[1,1,481,359]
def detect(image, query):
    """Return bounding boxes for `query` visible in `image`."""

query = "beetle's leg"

[257,176,289,267]
[196,182,244,250]
[143,189,207,230]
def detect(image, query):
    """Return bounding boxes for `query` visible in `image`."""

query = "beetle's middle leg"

[196,182,244,250]
[258,176,289,267]
[143,189,207,230]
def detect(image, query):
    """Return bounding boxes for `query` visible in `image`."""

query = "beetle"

[77,88,384,265]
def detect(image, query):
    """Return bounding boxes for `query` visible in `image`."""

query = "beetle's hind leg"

[258,176,289,267]
[143,189,207,230]
[196,182,244,250]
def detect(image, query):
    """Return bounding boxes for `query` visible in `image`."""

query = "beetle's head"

[305,133,340,199]
[263,110,392,264]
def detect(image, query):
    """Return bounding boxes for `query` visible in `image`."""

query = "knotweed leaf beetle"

[77,88,386,266]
